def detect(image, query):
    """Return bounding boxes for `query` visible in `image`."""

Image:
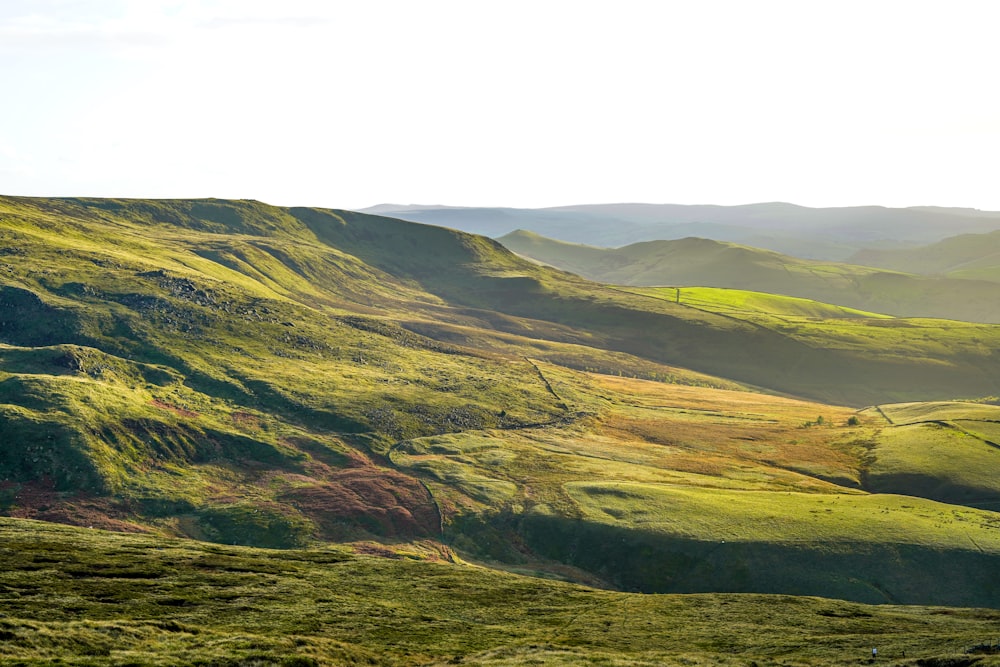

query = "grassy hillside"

[6,518,1000,666]
[859,401,1000,511]
[288,208,1000,405]
[391,366,1000,605]
[2,195,1000,610]
[6,196,1000,407]
[499,230,1000,323]
[851,229,1000,282]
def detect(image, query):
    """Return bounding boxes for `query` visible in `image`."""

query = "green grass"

[7,195,1000,408]
[875,402,1000,425]
[859,402,1000,510]
[567,481,1000,547]
[633,286,891,319]
[3,195,1000,610]
[385,368,1000,604]
[2,517,1000,666]
[624,286,1000,404]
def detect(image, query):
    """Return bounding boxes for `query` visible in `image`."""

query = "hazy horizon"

[3,1,998,211]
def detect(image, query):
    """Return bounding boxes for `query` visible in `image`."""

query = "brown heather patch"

[573,372,871,491]
[585,372,856,418]
[5,480,150,533]
[150,399,199,418]
[230,410,261,429]
[279,467,440,540]
[352,542,402,558]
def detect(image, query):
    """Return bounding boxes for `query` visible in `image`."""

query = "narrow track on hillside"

[414,478,445,538]
[381,363,592,543]
[966,533,987,554]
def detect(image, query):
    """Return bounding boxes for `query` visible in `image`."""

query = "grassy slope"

[0,196,574,547]
[17,198,1000,408]
[2,195,1000,610]
[498,230,1000,323]
[860,402,1000,511]
[621,286,1000,406]
[392,366,1000,605]
[3,517,1000,667]
[291,208,1000,406]
[851,229,1000,281]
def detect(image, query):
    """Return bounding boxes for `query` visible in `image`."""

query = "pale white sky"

[2,0,998,210]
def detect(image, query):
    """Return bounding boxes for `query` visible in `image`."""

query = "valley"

[1,195,1000,665]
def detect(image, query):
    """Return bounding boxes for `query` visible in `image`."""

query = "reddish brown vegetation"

[150,400,199,418]
[280,467,441,540]
[231,411,261,429]
[5,479,150,534]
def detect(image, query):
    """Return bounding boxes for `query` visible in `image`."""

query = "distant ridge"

[851,228,1000,282]
[360,201,1000,261]
[499,229,1000,324]
[359,203,461,214]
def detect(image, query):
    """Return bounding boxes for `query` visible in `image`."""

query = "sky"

[1,0,998,211]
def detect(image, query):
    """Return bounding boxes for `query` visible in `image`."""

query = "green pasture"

[875,401,1000,425]
[566,481,1000,548]
[500,229,1000,323]
[628,285,890,319]
[858,401,1000,510]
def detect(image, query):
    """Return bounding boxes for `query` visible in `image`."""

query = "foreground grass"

[2,517,1000,666]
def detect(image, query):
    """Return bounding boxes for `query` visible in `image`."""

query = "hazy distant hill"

[361,201,1000,261]
[851,229,1000,282]
[499,230,1000,323]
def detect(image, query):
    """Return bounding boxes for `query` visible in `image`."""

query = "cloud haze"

[1,0,998,210]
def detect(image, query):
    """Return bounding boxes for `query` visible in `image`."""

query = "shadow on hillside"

[510,514,1000,608]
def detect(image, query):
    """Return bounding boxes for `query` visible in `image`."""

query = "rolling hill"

[2,192,1000,647]
[363,201,1000,260]
[499,229,1000,323]
[851,228,1000,282]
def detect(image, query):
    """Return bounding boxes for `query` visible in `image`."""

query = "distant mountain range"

[360,202,1000,261]
[497,230,1000,323]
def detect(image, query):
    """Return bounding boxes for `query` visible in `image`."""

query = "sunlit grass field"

[858,402,1000,510]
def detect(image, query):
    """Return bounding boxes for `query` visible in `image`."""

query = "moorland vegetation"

[1,195,999,664]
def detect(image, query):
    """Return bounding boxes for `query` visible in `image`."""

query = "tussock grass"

[2,517,1000,666]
